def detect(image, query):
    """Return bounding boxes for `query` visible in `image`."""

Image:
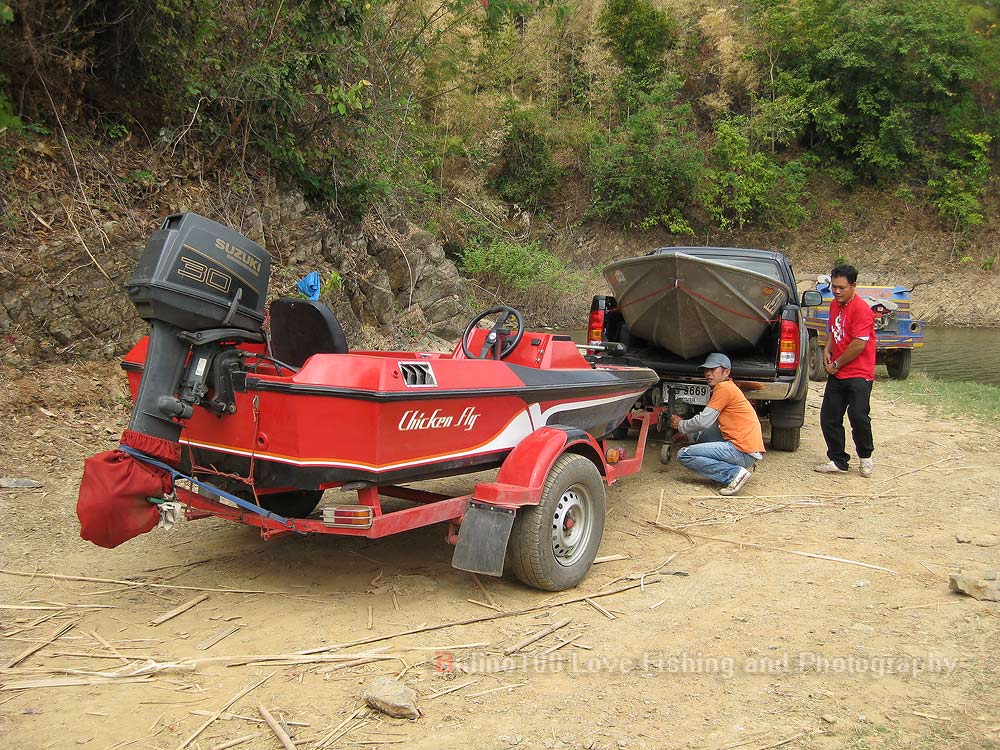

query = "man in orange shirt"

[669,353,765,496]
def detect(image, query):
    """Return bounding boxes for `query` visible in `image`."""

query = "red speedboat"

[79,213,657,590]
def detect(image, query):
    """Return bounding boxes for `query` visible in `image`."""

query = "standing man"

[814,264,876,477]
[669,353,765,496]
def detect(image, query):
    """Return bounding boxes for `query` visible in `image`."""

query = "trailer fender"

[472,426,601,507]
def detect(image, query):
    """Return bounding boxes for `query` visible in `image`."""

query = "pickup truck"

[803,279,924,381]
[588,246,823,452]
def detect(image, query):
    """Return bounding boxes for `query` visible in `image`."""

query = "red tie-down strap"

[77,432,178,549]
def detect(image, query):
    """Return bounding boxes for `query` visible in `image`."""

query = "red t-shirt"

[828,295,876,380]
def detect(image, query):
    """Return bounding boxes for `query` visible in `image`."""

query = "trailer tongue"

[79,213,657,591]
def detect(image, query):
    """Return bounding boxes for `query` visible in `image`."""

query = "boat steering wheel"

[461,306,525,360]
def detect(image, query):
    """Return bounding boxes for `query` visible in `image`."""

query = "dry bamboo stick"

[196,626,241,651]
[150,595,209,627]
[503,618,571,655]
[257,704,296,750]
[466,682,527,698]
[327,579,663,652]
[0,603,113,611]
[540,634,584,655]
[651,522,898,574]
[0,569,283,595]
[4,621,75,668]
[425,679,480,700]
[584,599,615,619]
[1,675,151,691]
[593,554,629,564]
[466,598,502,612]
[91,631,130,664]
[316,707,368,749]
[471,574,501,609]
[209,735,256,750]
[176,672,274,750]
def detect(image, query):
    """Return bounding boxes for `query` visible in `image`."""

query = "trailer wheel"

[808,337,827,382]
[659,443,672,464]
[507,454,606,591]
[886,349,912,380]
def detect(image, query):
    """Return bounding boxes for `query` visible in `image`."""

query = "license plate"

[663,382,711,406]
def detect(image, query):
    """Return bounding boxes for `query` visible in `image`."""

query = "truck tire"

[770,426,801,452]
[507,453,606,592]
[808,336,827,382]
[886,349,912,380]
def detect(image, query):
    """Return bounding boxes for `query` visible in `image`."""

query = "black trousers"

[820,376,874,469]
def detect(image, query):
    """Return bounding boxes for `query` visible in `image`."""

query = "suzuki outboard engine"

[77,213,271,549]
[125,213,271,442]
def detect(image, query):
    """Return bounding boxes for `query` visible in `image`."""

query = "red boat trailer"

[172,411,654,590]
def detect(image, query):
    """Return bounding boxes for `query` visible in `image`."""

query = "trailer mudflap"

[451,500,516,577]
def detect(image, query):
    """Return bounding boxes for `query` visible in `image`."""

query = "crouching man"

[668,353,765,496]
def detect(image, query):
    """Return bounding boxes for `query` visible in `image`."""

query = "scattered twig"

[593,554,630,564]
[209,735,256,750]
[503,618,571,655]
[150,595,210,627]
[196,626,241,651]
[651,522,898,574]
[540,634,584,655]
[177,672,274,750]
[471,574,501,609]
[584,599,616,620]
[1,675,151,691]
[0,569,284,595]
[4,621,75,668]
[90,631,130,664]
[755,732,805,750]
[466,682,527,698]
[425,679,480,700]
[466,599,502,612]
[869,456,954,491]
[257,704,296,750]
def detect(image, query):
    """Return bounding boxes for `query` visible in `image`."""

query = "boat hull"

[123,336,657,490]
[603,251,790,359]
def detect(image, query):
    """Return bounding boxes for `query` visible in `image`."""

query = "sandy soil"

[1,365,998,750]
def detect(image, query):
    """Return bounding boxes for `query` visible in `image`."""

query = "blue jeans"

[677,426,758,485]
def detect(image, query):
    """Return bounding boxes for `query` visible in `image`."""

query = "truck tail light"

[588,297,612,346]
[778,319,799,373]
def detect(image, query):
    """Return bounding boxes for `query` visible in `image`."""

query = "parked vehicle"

[78,213,659,592]
[589,247,823,453]
[803,278,924,381]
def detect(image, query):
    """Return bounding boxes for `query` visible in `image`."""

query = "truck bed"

[614,345,778,381]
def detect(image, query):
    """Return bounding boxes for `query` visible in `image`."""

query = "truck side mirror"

[801,290,823,307]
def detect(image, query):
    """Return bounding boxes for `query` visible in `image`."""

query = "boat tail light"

[778,319,799,372]
[322,505,374,529]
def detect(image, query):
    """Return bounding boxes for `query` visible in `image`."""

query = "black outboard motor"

[77,214,271,549]
[125,213,271,441]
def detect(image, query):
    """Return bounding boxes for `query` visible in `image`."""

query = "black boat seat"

[268,297,348,367]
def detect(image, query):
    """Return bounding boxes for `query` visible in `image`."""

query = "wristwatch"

[832,360,840,369]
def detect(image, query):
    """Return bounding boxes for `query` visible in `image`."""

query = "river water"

[911,327,1000,387]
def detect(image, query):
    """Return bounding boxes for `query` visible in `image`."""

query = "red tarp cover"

[77,432,177,549]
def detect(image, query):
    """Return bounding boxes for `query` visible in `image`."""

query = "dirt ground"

[1,365,998,750]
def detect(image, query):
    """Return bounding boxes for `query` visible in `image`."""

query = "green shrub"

[491,109,562,208]
[701,118,810,229]
[927,129,991,231]
[460,237,579,293]
[597,0,677,83]
[587,79,701,228]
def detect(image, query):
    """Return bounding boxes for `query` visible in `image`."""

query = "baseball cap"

[698,353,731,370]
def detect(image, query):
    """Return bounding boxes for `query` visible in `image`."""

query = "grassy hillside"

[3,0,1000,324]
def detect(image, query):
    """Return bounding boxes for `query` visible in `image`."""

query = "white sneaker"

[720,467,751,496]
[814,460,847,474]
[859,458,874,477]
